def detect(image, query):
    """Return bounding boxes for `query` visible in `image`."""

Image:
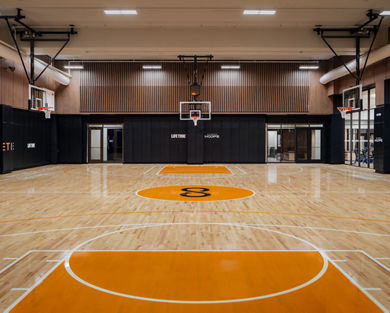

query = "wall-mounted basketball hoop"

[337,106,353,119]
[180,101,211,126]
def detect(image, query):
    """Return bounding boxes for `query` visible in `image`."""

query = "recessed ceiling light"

[379,11,390,16]
[64,65,84,69]
[142,65,162,70]
[221,65,241,69]
[299,65,319,70]
[104,10,138,15]
[243,10,276,15]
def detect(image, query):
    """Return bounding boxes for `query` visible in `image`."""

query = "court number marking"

[180,187,211,198]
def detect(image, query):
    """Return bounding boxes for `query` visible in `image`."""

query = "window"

[344,86,375,168]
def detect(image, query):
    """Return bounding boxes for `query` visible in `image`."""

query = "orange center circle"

[137,185,254,201]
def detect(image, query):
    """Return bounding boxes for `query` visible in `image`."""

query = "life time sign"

[2,142,15,151]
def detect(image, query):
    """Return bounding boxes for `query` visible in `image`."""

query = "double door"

[88,125,123,163]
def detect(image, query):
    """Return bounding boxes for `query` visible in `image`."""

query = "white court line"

[324,250,390,273]
[11,288,29,291]
[156,164,235,177]
[1,222,389,239]
[360,250,390,273]
[234,165,247,174]
[143,165,156,175]
[46,260,62,263]
[376,257,390,260]
[3,257,18,260]
[364,288,382,291]
[4,258,65,313]
[328,259,388,313]
[0,250,69,274]
[0,251,31,275]
[332,259,347,262]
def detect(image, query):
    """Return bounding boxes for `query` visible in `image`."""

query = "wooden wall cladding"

[80,63,310,113]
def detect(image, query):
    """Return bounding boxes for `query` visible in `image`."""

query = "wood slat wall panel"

[80,62,309,113]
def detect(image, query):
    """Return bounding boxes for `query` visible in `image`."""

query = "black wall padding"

[187,121,204,164]
[124,115,187,163]
[204,115,265,163]
[12,109,52,170]
[0,105,52,173]
[328,114,345,164]
[0,105,14,173]
[374,104,390,174]
[56,116,84,163]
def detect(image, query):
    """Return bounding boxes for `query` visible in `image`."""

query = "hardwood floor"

[0,164,389,312]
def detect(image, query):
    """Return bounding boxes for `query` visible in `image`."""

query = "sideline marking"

[64,223,328,304]
[1,222,389,239]
[0,209,388,225]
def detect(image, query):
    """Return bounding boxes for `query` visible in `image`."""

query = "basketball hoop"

[191,115,200,126]
[38,106,53,119]
[337,106,353,119]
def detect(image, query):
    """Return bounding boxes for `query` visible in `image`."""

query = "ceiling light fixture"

[142,65,162,70]
[379,11,390,16]
[104,10,138,15]
[64,65,84,70]
[243,10,276,15]
[299,65,319,70]
[221,65,241,69]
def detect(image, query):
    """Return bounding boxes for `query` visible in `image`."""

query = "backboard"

[180,101,211,126]
[28,85,55,118]
[342,85,362,111]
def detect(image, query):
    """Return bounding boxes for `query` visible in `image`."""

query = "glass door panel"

[281,129,296,162]
[89,128,102,162]
[311,129,321,160]
[267,130,282,162]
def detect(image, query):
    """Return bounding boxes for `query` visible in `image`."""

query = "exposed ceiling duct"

[320,44,390,85]
[0,40,71,85]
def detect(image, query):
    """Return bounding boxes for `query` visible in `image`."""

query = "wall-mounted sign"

[376,113,382,117]
[2,142,15,151]
[204,133,220,139]
[374,137,383,143]
[171,134,186,139]
[27,143,36,149]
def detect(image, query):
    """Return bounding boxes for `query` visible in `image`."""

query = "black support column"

[187,121,204,164]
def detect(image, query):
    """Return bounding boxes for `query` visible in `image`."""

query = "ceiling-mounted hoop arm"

[34,35,70,82]
[178,55,214,101]
[319,35,358,81]
[4,17,30,82]
[313,9,384,85]
[178,55,214,86]
[360,16,384,80]
[0,8,77,85]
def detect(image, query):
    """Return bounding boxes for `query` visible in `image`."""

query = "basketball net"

[337,106,352,119]
[38,107,53,119]
[191,116,200,126]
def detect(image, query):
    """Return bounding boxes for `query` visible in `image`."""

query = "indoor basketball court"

[0,2,390,313]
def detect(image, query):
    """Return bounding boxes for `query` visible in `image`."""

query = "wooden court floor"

[0,164,389,312]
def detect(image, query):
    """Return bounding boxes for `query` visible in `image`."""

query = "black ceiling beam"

[313,9,384,85]
[0,8,76,85]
